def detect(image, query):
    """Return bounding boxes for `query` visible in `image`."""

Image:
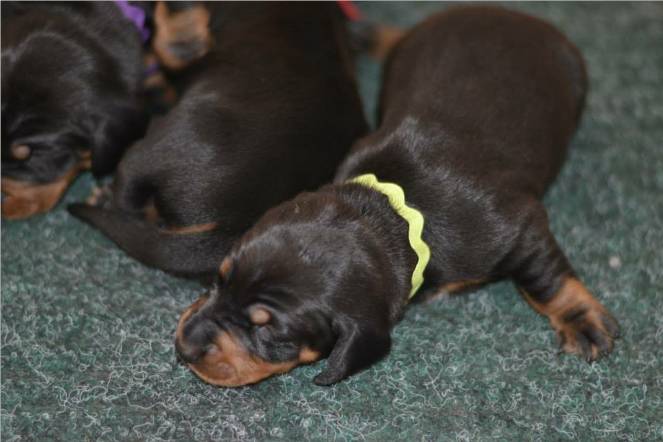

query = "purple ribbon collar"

[115,0,150,43]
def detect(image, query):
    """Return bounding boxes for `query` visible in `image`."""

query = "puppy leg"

[509,205,619,361]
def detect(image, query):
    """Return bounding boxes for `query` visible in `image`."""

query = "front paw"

[525,278,620,362]
[554,298,620,362]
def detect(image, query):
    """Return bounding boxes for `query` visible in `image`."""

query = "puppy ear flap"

[90,103,148,177]
[313,315,391,386]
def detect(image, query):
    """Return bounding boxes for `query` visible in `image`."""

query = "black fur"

[177,6,617,386]
[1,1,148,182]
[69,3,368,279]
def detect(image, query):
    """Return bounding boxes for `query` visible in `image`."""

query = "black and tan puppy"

[69,3,367,279]
[1,2,148,219]
[175,6,619,387]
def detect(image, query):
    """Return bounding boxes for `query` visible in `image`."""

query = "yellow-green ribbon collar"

[348,173,431,299]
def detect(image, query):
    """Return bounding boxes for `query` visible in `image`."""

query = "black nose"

[175,317,219,364]
[167,39,208,62]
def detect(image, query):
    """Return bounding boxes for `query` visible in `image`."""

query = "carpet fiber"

[2,2,662,440]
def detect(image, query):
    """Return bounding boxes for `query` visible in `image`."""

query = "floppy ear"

[313,315,391,386]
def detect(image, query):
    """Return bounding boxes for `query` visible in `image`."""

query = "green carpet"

[2,2,662,440]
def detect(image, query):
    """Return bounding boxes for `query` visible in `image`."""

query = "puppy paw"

[523,278,620,362]
[86,183,113,208]
[554,301,619,362]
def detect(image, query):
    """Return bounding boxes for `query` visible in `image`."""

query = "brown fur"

[152,2,212,70]
[2,155,90,219]
[142,199,161,225]
[2,2,148,219]
[176,297,320,387]
[161,222,218,235]
[439,279,487,295]
[165,6,618,387]
[142,53,178,107]
[219,257,233,281]
[522,278,619,360]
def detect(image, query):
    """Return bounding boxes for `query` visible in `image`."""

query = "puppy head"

[152,2,212,70]
[1,9,147,219]
[175,194,393,387]
[175,294,322,388]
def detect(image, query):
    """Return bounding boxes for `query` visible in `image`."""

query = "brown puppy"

[176,6,619,387]
[69,3,368,280]
[1,2,148,219]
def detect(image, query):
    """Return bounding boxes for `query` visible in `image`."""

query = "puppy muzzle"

[175,296,321,387]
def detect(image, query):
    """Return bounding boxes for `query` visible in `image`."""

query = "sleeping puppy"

[1,2,148,220]
[175,6,619,387]
[68,3,367,280]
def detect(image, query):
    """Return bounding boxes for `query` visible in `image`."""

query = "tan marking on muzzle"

[176,297,320,387]
[1,155,90,220]
[153,1,212,70]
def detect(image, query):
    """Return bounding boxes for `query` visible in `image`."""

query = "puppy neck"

[330,183,419,311]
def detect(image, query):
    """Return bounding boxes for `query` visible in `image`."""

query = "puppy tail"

[67,204,228,280]
[347,20,406,61]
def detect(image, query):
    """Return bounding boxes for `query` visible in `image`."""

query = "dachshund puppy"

[175,6,619,387]
[69,3,367,280]
[1,2,148,219]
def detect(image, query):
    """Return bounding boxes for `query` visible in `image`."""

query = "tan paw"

[554,300,620,361]
[525,278,620,362]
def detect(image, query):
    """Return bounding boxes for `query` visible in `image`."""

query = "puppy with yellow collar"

[175,6,619,387]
